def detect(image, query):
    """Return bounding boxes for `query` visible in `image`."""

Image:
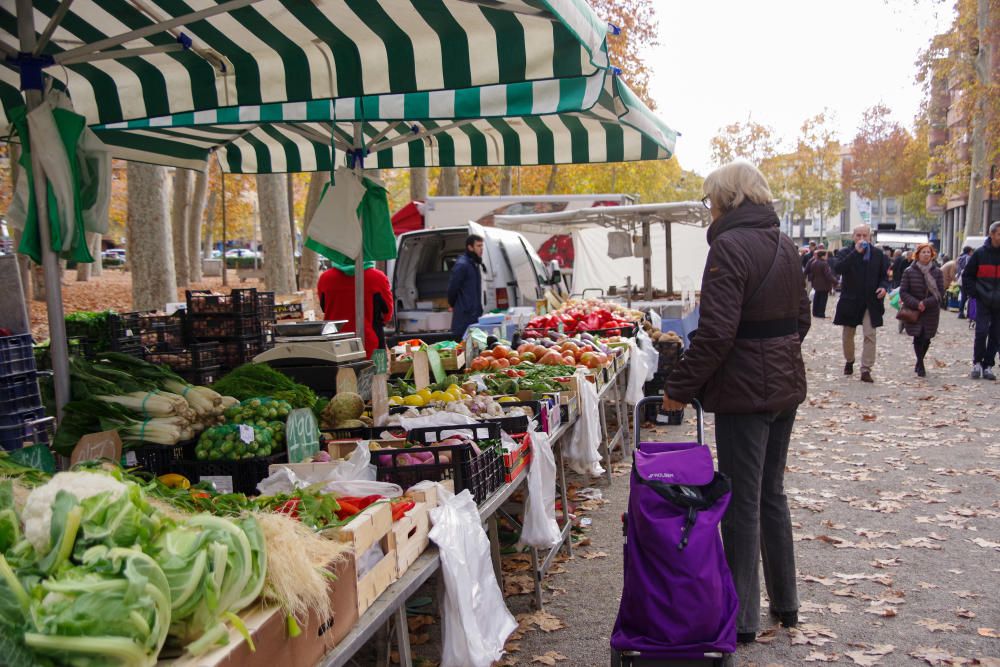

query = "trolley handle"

[633,396,704,447]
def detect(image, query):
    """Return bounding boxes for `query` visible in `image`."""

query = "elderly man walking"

[831,225,891,383]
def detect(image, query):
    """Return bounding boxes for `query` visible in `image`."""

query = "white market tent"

[494,201,710,298]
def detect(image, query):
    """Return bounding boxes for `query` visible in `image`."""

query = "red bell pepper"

[391,499,415,522]
[275,497,301,520]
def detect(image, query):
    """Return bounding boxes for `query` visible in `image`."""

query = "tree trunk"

[31,265,46,302]
[410,167,429,201]
[298,173,325,293]
[203,190,217,258]
[188,170,209,282]
[8,145,32,302]
[438,167,460,196]
[171,168,192,286]
[545,165,560,194]
[256,174,296,294]
[75,233,102,281]
[964,0,994,237]
[499,167,513,196]
[128,163,176,311]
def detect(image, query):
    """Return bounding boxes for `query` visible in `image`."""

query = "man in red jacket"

[317,260,394,359]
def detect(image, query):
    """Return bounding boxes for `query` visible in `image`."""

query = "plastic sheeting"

[570,224,709,293]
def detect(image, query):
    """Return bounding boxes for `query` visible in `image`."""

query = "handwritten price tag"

[286,409,320,463]
[239,424,255,444]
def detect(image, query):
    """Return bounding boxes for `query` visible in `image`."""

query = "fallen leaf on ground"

[978,627,1000,638]
[843,644,895,666]
[516,610,566,633]
[916,618,958,632]
[908,646,966,665]
[531,651,568,665]
[407,615,435,632]
[969,537,1000,550]
[804,651,839,662]
[581,551,608,560]
[754,628,778,644]
[955,608,976,619]
[864,603,898,617]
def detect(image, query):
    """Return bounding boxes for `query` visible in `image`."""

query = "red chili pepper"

[335,500,361,520]
[391,500,415,522]
[275,498,301,520]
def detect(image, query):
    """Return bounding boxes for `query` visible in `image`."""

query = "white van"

[386,222,557,340]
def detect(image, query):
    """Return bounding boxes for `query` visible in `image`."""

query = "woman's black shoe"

[737,632,757,644]
[777,611,798,627]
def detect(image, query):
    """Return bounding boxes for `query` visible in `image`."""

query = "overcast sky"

[646,0,956,176]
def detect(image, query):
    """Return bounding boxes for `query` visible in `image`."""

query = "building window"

[871,200,881,214]
[886,198,898,214]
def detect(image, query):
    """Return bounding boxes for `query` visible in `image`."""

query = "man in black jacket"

[962,221,1000,380]
[831,225,891,383]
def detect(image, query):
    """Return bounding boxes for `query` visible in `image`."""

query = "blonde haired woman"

[664,160,811,644]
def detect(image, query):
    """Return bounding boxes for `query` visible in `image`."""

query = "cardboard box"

[158,604,286,667]
[504,453,530,483]
[159,558,360,667]
[325,438,407,460]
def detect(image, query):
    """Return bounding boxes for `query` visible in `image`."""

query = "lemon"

[416,388,433,402]
[388,396,404,406]
[497,396,518,403]
[447,384,462,395]
[404,394,426,407]
[430,390,450,403]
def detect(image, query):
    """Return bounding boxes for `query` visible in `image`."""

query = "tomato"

[470,357,490,371]
[496,358,511,368]
[517,343,532,355]
[509,356,520,366]
[520,351,536,363]
[492,346,510,360]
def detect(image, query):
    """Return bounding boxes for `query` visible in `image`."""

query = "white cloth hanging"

[26,99,78,253]
[607,230,632,259]
[306,166,366,259]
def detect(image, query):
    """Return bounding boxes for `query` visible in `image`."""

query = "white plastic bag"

[635,329,659,382]
[325,440,377,482]
[565,370,605,477]
[430,490,517,667]
[625,336,648,405]
[520,430,562,549]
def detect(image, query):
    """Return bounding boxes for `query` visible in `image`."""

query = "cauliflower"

[23,471,128,554]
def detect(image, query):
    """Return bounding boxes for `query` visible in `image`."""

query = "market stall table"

[598,363,630,482]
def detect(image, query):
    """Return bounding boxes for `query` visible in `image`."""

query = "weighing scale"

[253,321,370,395]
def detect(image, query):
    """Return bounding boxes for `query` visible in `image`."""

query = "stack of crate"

[140,312,223,385]
[185,289,272,371]
[0,333,54,451]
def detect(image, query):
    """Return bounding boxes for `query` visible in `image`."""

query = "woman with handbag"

[899,243,946,377]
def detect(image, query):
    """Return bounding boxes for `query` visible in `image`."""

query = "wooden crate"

[325,501,397,616]
[390,350,465,375]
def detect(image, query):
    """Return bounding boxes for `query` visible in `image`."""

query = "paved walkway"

[502,300,999,666]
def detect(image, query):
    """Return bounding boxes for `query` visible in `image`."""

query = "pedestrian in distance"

[808,250,836,318]
[891,249,911,289]
[962,221,1000,380]
[663,160,810,645]
[899,244,945,378]
[448,234,485,341]
[957,245,975,318]
[831,225,890,383]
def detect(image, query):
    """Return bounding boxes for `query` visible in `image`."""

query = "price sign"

[239,424,255,444]
[425,346,446,384]
[71,430,123,466]
[201,476,234,494]
[286,408,320,463]
[372,349,388,375]
[8,444,56,474]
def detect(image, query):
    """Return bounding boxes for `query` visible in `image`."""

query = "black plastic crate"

[0,334,36,378]
[188,315,262,341]
[0,408,45,429]
[145,342,219,372]
[121,440,193,475]
[172,452,288,495]
[405,421,502,444]
[109,311,145,340]
[0,414,55,452]
[34,337,92,370]
[176,366,223,386]
[256,291,276,323]
[186,289,258,315]
[139,313,186,351]
[216,336,265,368]
[654,339,683,372]
[374,439,504,505]
[0,373,42,413]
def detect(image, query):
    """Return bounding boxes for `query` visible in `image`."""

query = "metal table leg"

[488,514,503,586]
[555,439,573,558]
[394,604,413,667]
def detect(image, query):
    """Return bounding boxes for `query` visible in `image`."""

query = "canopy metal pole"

[642,219,652,300]
[220,165,229,286]
[665,221,674,296]
[16,0,71,419]
[353,123,365,344]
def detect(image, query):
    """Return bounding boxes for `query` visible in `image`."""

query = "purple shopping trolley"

[610,398,737,667]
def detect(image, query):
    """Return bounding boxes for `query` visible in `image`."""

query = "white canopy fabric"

[495,201,711,294]
[571,223,708,294]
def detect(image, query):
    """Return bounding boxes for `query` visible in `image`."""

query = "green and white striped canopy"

[93,71,676,172]
[0,0,608,130]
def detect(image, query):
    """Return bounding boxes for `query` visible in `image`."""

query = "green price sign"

[372,349,388,375]
[425,346,446,384]
[286,408,320,463]
[9,444,56,474]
